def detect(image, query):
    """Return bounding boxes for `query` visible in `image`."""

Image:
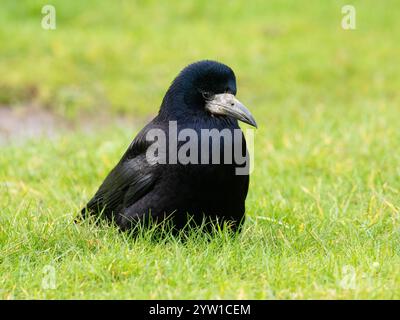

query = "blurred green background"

[1,0,398,118]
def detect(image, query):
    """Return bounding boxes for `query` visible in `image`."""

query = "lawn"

[1,0,400,299]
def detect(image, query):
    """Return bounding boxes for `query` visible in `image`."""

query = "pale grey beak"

[205,93,257,128]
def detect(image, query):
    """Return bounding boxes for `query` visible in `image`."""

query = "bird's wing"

[82,125,158,219]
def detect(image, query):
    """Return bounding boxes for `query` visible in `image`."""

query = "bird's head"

[161,60,257,128]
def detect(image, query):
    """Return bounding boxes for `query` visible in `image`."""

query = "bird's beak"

[205,93,257,128]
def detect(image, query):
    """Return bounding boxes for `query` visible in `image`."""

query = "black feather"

[81,60,252,232]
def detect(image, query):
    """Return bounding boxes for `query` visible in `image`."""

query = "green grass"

[1,0,400,299]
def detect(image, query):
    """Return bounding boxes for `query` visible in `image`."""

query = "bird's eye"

[201,91,212,100]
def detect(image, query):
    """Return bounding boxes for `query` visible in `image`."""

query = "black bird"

[81,60,257,232]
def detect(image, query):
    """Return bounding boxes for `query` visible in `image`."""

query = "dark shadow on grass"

[75,210,244,245]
